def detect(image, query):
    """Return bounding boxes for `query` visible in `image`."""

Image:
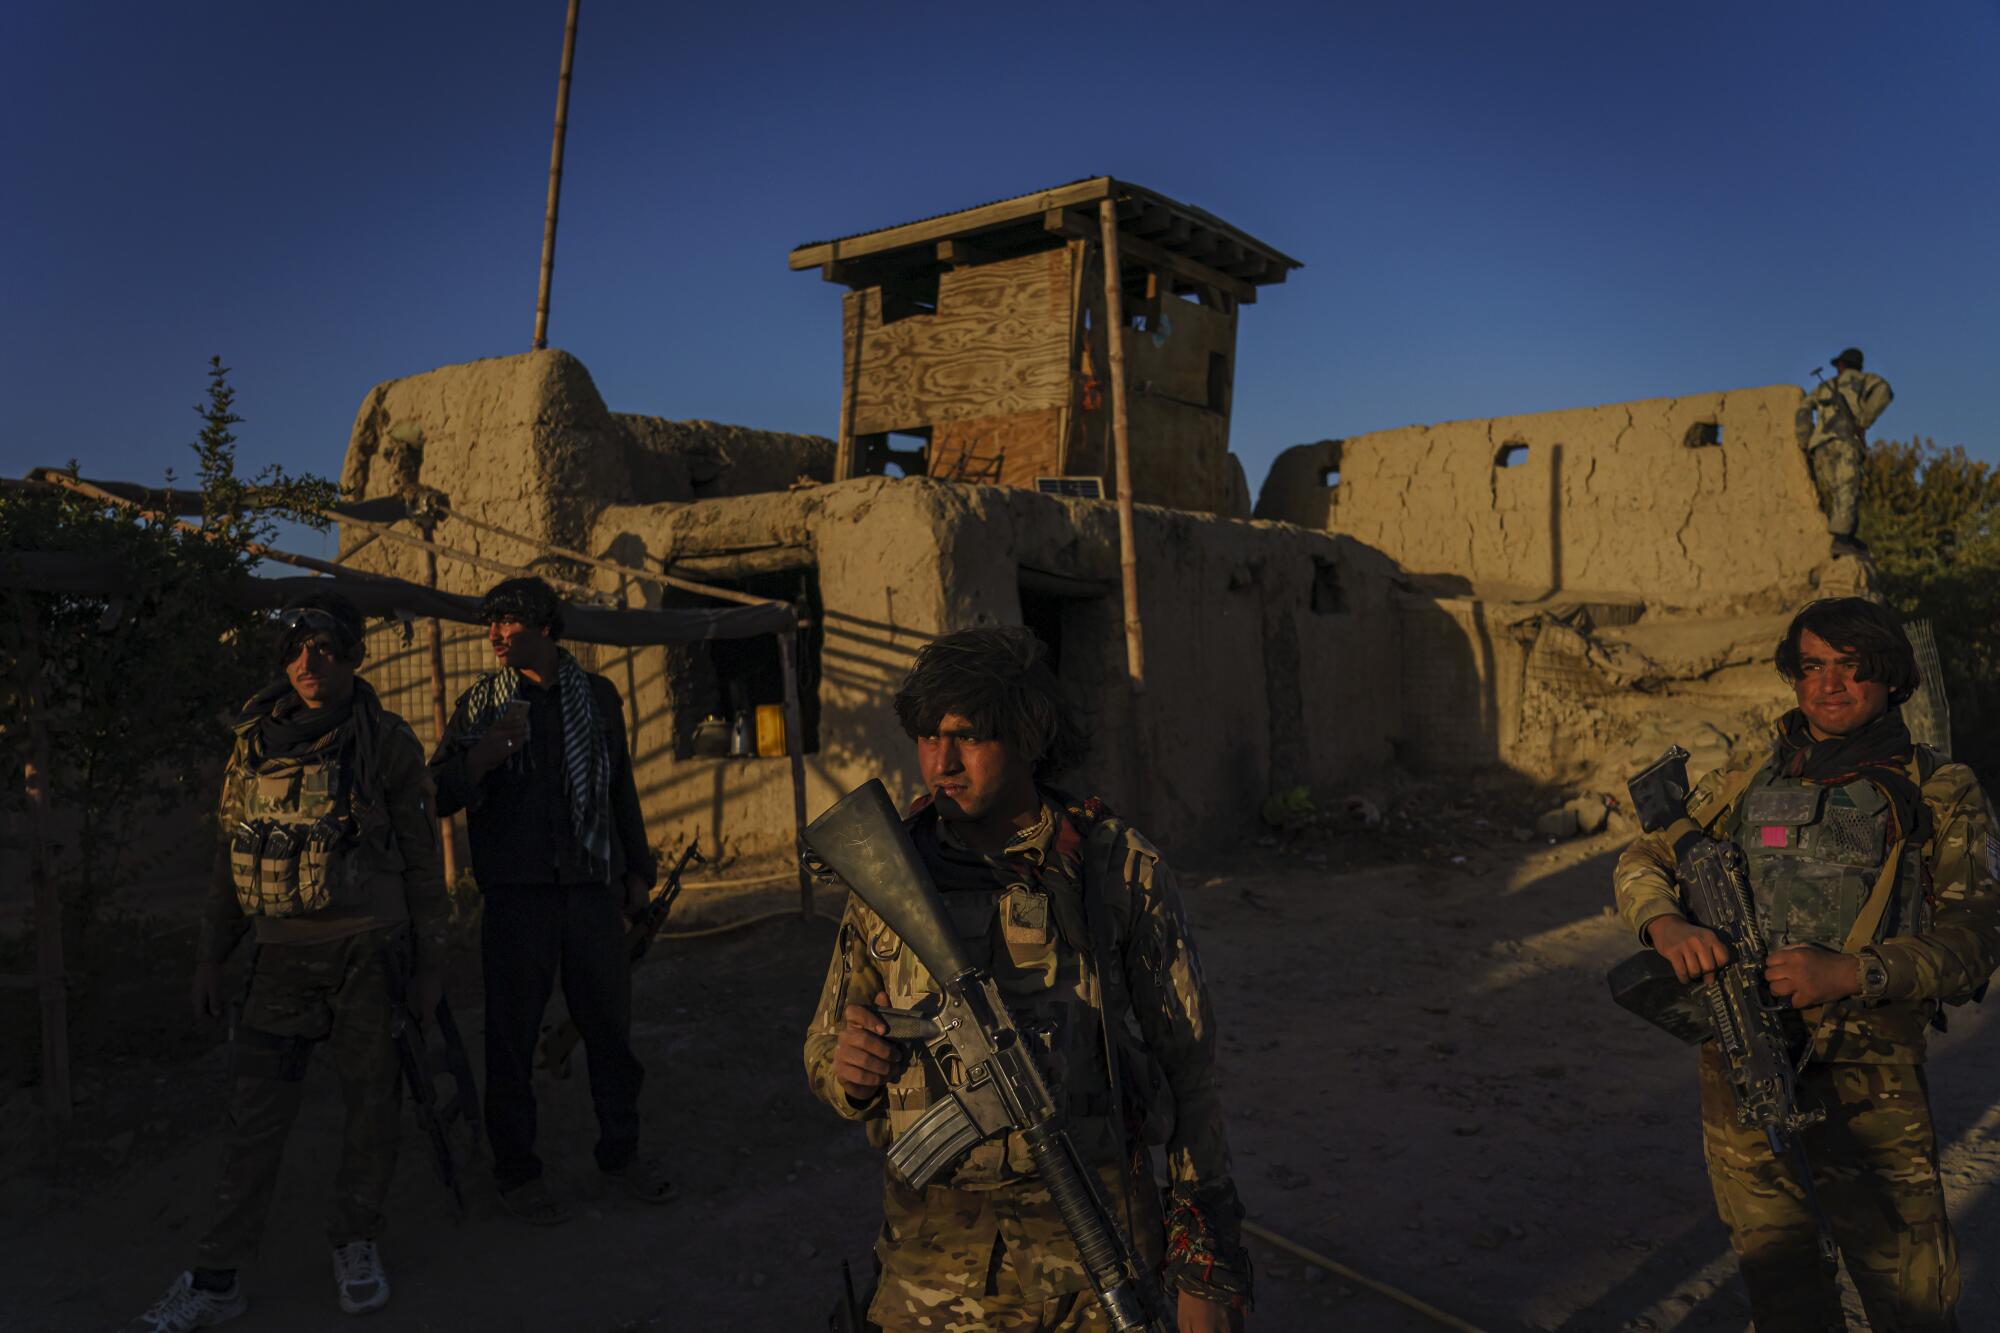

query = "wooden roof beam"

[936,238,998,268]
[1043,209,1255,303]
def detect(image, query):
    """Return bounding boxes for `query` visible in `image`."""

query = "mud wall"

[587,479,1404,860]
[339,350,833,583]
[1255,386,1832,611]
[335,351,1402,862]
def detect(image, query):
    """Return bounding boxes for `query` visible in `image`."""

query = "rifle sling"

[1803,840,1906,1036]
[1080,818,1144,1247]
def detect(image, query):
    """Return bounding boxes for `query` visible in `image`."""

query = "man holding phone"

[431,577,668,1225]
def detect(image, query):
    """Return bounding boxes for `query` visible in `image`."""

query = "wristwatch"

[1857,950,1890,1000]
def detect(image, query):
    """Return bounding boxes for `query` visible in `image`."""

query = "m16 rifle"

[1607,744,1837,1272]
[386,945,481,1216]
[538,838,704,1079]
[805,780,1173,1333]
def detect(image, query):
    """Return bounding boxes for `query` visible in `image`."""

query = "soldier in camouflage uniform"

[126,593,448,1332]
[1797,347,1894,553]
[804,627,1253,1332]
[1614,598,1999,1332]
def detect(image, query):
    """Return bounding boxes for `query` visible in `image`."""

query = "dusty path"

[5,833,1997,1332]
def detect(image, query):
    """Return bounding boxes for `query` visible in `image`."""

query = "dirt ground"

[4,818,1997,1333]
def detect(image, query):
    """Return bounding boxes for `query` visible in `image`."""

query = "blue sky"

[5,1,1995,558]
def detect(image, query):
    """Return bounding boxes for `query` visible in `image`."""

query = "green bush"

[1859,437,2000,776]
[0,359,336,925]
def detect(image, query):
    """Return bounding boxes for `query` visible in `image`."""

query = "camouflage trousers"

[1699,1045,1959,1332]
[868,1162,1165,1332]
[195,928,403,1268]
[1810,437,1863,538]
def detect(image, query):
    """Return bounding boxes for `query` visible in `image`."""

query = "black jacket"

[430,669,655,890]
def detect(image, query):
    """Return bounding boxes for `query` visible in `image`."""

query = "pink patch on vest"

[1760,825,1789,848]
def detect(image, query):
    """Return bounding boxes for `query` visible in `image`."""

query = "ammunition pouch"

[229,1023,315,1082]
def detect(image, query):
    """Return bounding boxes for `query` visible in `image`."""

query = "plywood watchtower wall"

[835,235,1245,513]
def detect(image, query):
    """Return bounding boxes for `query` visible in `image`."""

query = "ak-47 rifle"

[386,946,480,1216]
[539,837,704,1079]
[1607,745,1837,1272]
[805,781,1173,1333]
[1810,365,1870,445]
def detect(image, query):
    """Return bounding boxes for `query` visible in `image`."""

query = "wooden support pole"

[532,0,581,351]
[417,514,460,887]
[14,599,71,1120]
[1098,198,1146,692]
[34,471,388,585]
[778,630,812,919]
[434,504,775,609]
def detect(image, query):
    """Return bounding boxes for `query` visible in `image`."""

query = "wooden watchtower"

[789,178,1301,515]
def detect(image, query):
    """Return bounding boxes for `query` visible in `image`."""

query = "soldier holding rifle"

[1614,597,2000,1332]
[804,627,1252,1332]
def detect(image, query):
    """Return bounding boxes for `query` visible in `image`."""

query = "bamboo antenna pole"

[417,513,460,886]
[1098,198,1146,692]
[778,631,812,919]
[14,599,71,1120]
[532,0,581,351]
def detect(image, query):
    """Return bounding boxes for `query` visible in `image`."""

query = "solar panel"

[1034,476,1105,500]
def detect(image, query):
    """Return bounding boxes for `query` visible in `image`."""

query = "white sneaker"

[123,1272,248,1332]
[331,1240,390,1316]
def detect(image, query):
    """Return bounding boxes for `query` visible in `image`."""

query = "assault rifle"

[539,837,704,1079]
[387,960,482,1216]
[805,780,1172,1333]
[1607,745,1836,1272]
[1810,365,1869,444]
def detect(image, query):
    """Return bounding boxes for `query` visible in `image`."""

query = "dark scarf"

[1773,705,1929,846]
[233,677,385,816]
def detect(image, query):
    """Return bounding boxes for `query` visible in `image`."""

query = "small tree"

[0,358,338,925]
[1860,437,2000,774]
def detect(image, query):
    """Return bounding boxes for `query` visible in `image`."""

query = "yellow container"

[755,703,788,757]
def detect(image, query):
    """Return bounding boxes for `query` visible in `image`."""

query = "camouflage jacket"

[1614,743,2000,1063]
[802,791,1249,1305]
[200,688,447,968]
[1799,368,1894,451]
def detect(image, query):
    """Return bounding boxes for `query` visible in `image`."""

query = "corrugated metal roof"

[791,177,1103,250]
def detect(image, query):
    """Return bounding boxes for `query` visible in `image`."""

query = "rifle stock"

[805,780,1173,1332]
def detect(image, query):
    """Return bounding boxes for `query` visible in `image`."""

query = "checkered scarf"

[462,649,612,876]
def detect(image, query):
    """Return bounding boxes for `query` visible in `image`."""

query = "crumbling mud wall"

[586,479,1405,860]
[1256,386,1836,612]
[338,350,834,584]
[1254,385,1884,792]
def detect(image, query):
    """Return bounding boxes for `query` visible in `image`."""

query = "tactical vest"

[224,741,401,919]
[1731,762,1928,952]
[870,807,1143,1190]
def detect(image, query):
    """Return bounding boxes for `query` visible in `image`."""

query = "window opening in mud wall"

[1684,421,1723,448]
[1016,573,1113,769]
[666,567,821,759]
[1496,442,1530,468]
[1019,585,1068,677]
[879,270,940,324]
[1310,557,1347,614]
[1207,352,1232,414]
[1317,439,1343,488]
